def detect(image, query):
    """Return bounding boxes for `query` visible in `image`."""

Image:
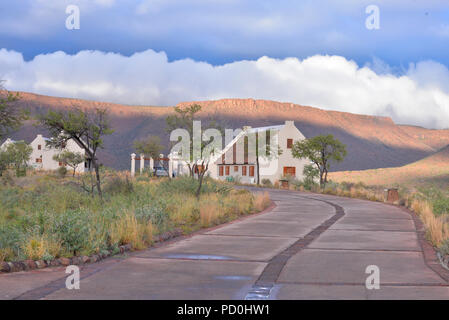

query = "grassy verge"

[0,172,271,263]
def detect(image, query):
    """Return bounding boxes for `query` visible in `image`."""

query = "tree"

[0,151,8,176]
[166,104,201,177]
[53,150,85,177]
[39,107,113,198]
[291,134,347,188]
[3,141,32,177]
[302,164,319,190]
[166,104,221,198]
[0,81,29,139]
[133,135,166,177]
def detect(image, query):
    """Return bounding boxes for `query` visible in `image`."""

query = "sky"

[1,0,449,128]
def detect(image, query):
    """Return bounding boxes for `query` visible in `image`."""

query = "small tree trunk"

[196,172,204,199]
[93,160,102,198]
[319,169,325,188]
[256,155,260,185]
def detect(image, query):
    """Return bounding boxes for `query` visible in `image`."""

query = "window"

[195,165,204,174]
[242,166,247,176]
[234,166,238,172]
[283,166,296,176]
[61,142,66,149]
[37,145,41,150]
[36,158,42,163]
[225,166,230,175]
[249,166,255,177]
[219,166,224,176]
[58,162,66,167]
[287,139,293,149]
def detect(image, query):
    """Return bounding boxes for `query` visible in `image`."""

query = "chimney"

[285,120,294,127]
[243,126,252,131]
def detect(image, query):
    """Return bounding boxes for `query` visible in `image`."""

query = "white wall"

[28,135,87,173]
[211,121,309,184]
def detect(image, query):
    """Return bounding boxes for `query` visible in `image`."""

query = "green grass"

[0,172,270,262]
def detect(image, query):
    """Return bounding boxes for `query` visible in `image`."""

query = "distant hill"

[3,91,449,171]
[330,144,449,188]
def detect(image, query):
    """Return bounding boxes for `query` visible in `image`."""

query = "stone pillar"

[149,158,154,175]
[168,158,173,177]
[131,153,136,177]
[140,154,145,174]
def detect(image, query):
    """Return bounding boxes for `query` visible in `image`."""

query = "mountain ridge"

[2,90,449,171]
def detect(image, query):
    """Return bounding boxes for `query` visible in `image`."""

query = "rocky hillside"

[3,91,449,171]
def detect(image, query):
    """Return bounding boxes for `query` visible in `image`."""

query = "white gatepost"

[149,157,154,175]
[168,158,173,177]
[140,154,145,174]
[131,153,136,177]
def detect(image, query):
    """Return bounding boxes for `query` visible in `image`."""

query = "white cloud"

[1,48,449,129]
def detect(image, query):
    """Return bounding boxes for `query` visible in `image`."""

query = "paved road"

[2,189,449,300]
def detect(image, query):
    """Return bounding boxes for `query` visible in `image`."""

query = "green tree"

[0,81,29,139]
[53,150,85,177]
[4,141,32,177]
[291,134,347,188]
[39,107,113,198]
[166,104,221,198]
[302,164,319,190]
[0,149,10,176]
[134,135,166,177]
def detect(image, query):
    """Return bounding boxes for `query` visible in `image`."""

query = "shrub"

[104,175,134,195]
[135,201,168,227]
[261,179,272,187]
[56,166,67,178]
[51,209,92,256]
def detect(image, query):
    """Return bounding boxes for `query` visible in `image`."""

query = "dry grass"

[20,235,62,260]
[411,199,449,247]
[329,148,449,189]
[199,201,223,227]
[253,191,271,212]
[110,212,155,250]
[0,173,271,263]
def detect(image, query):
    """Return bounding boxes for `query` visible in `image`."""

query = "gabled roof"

[246,124,284,133]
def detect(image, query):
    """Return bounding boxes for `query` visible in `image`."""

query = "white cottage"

[207,120,309,184]
[1,134,90,173]
[158,120,309,184]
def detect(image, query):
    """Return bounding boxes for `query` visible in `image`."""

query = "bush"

[104,175,134,195]
[261,179,272,187]
[51,209,92,256]
[56,166,67,178]
[135,201,168,226]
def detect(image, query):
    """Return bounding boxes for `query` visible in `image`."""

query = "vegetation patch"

[0,172,271,264]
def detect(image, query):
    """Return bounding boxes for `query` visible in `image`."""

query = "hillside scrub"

[0,173,271,262]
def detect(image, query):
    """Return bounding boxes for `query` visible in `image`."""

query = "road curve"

[1,188,449,300]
